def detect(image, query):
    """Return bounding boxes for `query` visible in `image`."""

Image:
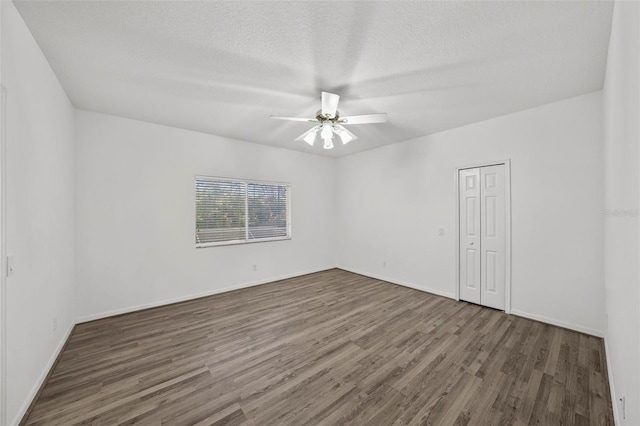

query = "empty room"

[1,0,638,425]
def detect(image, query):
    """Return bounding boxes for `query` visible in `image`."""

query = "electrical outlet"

[6,255,14,277]
[253,264,257,272]
[382,261,387,268]
[438,228,445,236]
[52,317,58,332]
[620,396,626,419]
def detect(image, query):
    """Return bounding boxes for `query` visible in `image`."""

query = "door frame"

[0,85,6,426]
[454,159,512,313]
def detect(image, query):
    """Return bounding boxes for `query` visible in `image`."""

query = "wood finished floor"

[23,269,613,425]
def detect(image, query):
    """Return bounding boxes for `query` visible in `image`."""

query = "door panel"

[466,198,477,236]
[485,250,497,293]
[459,168,481,304]
[485,196,496,237]
[480,165,506,309]
[466,248,477,288]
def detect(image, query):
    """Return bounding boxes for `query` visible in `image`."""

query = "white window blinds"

[196,177,290,247]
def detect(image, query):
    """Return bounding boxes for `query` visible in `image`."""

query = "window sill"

[196,236,291,249]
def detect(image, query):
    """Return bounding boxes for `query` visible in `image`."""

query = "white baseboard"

[11,322,74,426]
[510,309,604,338]
[604,335,620,425]
[76,267,335,323]
[336,266,456,300]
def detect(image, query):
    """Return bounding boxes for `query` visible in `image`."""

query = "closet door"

[479,165,506,310]
[458,164,506,310]
[458,168,481,304]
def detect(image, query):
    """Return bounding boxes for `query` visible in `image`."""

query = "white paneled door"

[459,168,481,305]
[459,164,506,310]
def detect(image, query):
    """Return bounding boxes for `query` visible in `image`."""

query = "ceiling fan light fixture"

[303,128,317,145]
[295,125,319,145]
[334,125,357,145]
[320,124,333,139]
[339,132,352,144]
[321,124,334,149]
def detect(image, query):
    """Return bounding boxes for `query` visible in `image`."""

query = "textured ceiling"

[14,1,613,157]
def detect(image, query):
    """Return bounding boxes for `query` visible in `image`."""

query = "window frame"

[195,175,292,248]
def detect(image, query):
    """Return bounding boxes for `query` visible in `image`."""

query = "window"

[195,176,291,247]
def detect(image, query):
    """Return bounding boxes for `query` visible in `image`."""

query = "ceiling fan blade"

[321,92,340,118]
[270,115,318,122]
[340,113,387,125]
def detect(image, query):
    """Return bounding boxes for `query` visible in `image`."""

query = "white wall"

[336,92,604,337]
[0,1,5,422]
[603,1,640,424]
[2,2,76,425]
[75,110,335,321]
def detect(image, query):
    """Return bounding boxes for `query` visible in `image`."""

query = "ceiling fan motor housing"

[316,110,341,122]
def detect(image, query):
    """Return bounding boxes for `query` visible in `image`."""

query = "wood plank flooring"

[23,269,613,425]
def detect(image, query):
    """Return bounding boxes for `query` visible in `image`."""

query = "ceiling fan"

[270,92,387,149]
